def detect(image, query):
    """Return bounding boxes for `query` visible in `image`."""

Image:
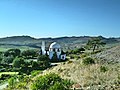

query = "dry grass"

[42,60,120,89]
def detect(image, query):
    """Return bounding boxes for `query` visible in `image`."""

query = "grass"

[0,45,37,52]
[42,60,120,89]
[0,72,19,77]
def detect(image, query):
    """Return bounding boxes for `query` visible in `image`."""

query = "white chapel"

[41,41,66,60]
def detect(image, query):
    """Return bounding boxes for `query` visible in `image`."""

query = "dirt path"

[0,82,8,90]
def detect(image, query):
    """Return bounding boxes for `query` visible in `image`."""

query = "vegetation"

[0,36,119,90]
[21,49,38,59]
[66,47,85,55]
[86,37,106,52]
[4,49,21,57]
[37,55,50,69]
[82,57,95,65]
[13,57,27,68]
[8,77,16,89]
[51,52,59,61]
[31,73,73,90]
[31,70,41,77]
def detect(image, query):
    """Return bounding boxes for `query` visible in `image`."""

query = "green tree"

[0,55,2,64]
[21,49,38,59]
[4,49,21,57]
[86,37,106,52]
[32,61,39,68]
[37,55,50,69]
[51,52,58,61]
[13,57,27,68]
[1,56,14,64]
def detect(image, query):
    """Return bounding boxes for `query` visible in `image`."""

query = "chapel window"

[57,49,60,52]
[53,48,55,52]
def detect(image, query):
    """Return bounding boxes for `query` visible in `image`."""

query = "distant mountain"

[0,36,119,50]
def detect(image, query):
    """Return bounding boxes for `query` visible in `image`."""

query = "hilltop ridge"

[0,36,119,50]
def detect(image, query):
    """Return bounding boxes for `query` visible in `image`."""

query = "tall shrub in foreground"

[31,73,73,90]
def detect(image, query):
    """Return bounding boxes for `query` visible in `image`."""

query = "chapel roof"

[49,42,61,49]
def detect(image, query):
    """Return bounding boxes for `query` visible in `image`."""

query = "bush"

[4,49,21,57]
[51,52,59,61]
[31,70,41,77]
[0,74,11,80]
[37,55,50,69]
[67,60,73,64]
[31,73,73,90]
[21,49,38,59]
[49,82,66,90]
[32,61,39,68]
[8,77,16,88]
[1,56,14,64]
[100,66,108,72]
[16,82,27,89]
[13,57,27,68]
[70,55,74,59]
[80,53,87,58]
[82,57,95,65]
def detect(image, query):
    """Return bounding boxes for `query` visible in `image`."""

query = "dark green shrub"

[100,66,108,72]
[32,61,39,68]
[4,49,21,57]
[13,57,27,68]
[37,55,50,69]
[82,57,95,65]
[80,53,87,58]
[70,55,74,59]
[67,60,73,64]
[0,74,11,80]
[1,56,14,64]
[75,56,80,60]
[21,49,38,59]
[51,52,59,61]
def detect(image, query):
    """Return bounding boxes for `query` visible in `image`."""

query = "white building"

[41,42,66,60]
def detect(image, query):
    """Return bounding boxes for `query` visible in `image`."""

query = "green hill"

[0,36,119,51]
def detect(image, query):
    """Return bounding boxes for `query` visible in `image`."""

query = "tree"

[0,55,2,64]
[21,49,38,59]
[4,49,21,57]
[86,37,106,52]
[1,56,14,64]
[37,55,50,69]
[13,57,27,68]
[32,61,39,68]
[51,52,58,61]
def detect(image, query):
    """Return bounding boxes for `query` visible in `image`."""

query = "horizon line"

[0,35,120,39]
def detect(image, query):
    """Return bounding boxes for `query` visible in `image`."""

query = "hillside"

[93,45,120,63]
[35,45,120,89]
[0,36,120,51]
[2,42,120,90]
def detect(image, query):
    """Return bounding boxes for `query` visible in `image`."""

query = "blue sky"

[0,0,120,38]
